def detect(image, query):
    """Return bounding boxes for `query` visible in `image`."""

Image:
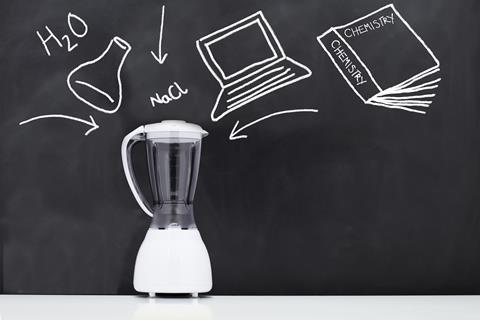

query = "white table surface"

[0,295,479,320]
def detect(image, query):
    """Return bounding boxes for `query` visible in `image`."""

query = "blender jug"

[121,120,212,296]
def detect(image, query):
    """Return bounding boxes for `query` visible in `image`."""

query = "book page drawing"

[317,4,441,114]
[196,11,312,122]
[67,36,132,114]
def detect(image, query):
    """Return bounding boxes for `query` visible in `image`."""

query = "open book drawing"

[317,4,440,114]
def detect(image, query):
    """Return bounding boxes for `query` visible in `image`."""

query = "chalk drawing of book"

[317,4,440,114]
[197,11,312,121]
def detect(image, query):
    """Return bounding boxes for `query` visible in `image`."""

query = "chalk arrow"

[229,109,319,141]
[150,5,168,64]
[19,114,99,136]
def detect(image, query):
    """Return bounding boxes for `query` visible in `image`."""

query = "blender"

[121,120,212,297]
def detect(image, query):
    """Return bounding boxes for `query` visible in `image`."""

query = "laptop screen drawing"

[197,11,312,121]
[205,19,279,80]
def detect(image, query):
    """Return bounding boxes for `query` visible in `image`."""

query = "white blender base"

[133,228,212,296]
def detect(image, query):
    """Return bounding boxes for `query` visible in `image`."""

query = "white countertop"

[1,295,479,320]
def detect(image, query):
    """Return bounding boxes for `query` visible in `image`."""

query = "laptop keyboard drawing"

[196,11,312,121]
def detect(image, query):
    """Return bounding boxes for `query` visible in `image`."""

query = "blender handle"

[121,125,154,217]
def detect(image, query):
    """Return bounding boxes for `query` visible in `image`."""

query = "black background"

[1,0,480,294]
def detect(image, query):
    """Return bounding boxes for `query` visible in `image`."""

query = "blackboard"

[1,0,480,294]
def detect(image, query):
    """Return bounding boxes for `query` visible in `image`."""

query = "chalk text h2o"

[36,12,88,56]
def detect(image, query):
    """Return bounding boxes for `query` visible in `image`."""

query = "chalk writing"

[36,12,88,56]
[330,40,367,86]
[343,13,394,38]
[150,82,188,106]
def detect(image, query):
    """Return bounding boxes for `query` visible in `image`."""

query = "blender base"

[133,228,212,296]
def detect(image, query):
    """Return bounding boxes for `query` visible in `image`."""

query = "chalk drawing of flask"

[67,36,131,114]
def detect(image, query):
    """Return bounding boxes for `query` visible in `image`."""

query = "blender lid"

[144,120,208,139]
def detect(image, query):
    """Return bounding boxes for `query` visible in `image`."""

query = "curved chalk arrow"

[19,114,99,136]
[229,108,319,140]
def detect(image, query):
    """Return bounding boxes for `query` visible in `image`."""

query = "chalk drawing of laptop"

[196,11,312,122]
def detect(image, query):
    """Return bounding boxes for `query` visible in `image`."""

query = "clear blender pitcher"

[121,120,212,297]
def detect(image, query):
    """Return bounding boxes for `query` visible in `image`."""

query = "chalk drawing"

[19,114,99,136]
[67,36,131,114]
[67,12,88,38]
[196,11,312,122]
[36,26,63,56]
[36,12,88,56]
[150,5,168,64]
[61,34,78,52]
[150,82,188,107]
[229,109,318,140]
[317,4,441,114]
